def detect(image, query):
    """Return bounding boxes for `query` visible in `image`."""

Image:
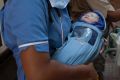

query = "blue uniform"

[1,0,71,80]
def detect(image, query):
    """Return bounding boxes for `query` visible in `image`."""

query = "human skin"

[81,12,99,23]
[21,46,98,80]
[107,9,120,22]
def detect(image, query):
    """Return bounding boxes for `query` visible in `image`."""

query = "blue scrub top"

[1,0,71,80]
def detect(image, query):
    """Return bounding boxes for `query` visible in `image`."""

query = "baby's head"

[81,12,99,24]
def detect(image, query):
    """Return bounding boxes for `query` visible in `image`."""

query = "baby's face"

[81,12,99,23]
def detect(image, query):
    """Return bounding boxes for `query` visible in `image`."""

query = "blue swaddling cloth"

[52,11,106,65]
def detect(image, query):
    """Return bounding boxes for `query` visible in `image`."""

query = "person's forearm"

[21,46,95,80]
[43,60,89,80]
[25,60,89,80]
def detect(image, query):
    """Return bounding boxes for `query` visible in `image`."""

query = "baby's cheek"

[88,18,98,23]
[81,17,97,23]
[81,17,89,22]
[85,19,94,23]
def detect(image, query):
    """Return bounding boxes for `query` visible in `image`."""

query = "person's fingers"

[87,63,98,80]
[88,63,94,66]
[107,9,120,22]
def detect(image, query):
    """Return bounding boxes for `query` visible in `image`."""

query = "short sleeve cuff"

[18,41,49,53]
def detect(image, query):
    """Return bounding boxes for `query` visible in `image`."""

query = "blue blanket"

[52,11,106,65]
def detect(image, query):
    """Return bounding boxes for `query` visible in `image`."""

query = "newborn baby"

[52,11,105,65]
[79,11,104,30]
[73,11,104,43]
[81,12,99,24]
[73,12,101,39]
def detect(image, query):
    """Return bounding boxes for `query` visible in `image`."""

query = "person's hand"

[77,63,98,80]
[87,63,98,80]
[107,9,120,22]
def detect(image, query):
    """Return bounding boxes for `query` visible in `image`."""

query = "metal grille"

[104,56,120,80]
